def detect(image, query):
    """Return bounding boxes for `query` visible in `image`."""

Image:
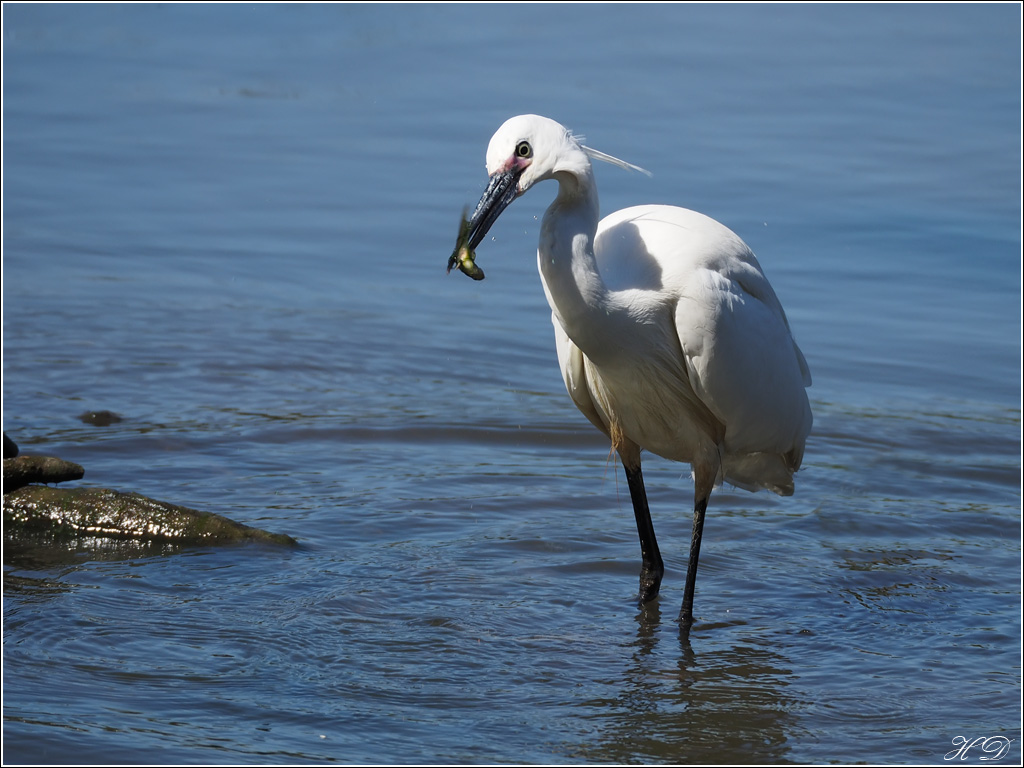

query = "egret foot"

[637,565,663,605]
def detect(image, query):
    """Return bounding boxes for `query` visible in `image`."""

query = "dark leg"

[624,462,664,604]
[679,494,709,630]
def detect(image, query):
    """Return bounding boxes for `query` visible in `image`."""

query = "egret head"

[462,115,647,252]
[485,114,591,193]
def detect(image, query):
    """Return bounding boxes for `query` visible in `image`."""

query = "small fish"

[447,207,485,280]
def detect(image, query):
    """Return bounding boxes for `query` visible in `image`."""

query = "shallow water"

[3,4,1020,764]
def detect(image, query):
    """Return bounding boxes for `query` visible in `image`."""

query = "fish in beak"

[447,167,524,281]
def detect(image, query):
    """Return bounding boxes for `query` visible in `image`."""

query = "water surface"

[3,4,1020,764]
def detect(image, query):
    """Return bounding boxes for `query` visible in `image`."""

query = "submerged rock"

[77,410,123,427]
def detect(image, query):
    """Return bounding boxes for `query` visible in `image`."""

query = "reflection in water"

[4,536,181,574]
[567,607,798,763]
[3,536,186,607]
[634,599,662,656]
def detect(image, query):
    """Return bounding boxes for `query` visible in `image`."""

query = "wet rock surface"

[3,432,296,547]
[4,455,85,492]
[5,485,296,545]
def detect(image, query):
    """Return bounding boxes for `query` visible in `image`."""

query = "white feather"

[580,144,652,177]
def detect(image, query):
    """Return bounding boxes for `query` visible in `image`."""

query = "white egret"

[450,115,812,629]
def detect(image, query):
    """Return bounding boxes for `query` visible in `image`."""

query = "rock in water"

[4,456,85,492]
[4,485,297,546]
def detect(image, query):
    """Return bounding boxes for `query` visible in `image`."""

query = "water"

[2,4,1020,764]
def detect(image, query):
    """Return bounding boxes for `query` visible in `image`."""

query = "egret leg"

[679,494,709,630]
[624,463,664,604]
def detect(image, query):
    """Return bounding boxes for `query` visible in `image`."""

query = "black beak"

[465,168,523,250]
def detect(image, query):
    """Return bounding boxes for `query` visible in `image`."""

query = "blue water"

[3,4,1020,764]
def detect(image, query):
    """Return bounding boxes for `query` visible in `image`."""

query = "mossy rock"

[4,485,297,547]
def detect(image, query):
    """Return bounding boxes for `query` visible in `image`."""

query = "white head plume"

[572,133,653,177]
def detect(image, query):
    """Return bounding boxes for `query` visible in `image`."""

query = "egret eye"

[515,140,533,159]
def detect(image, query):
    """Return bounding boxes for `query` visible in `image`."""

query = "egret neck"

[538,167,618,366]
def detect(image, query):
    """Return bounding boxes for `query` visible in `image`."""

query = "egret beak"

[465,168,523,250]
